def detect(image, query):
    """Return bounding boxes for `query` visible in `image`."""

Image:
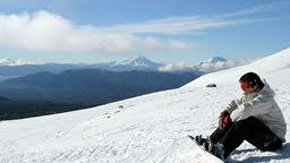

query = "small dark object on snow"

[119,105,124,109]
[206,83,217,88]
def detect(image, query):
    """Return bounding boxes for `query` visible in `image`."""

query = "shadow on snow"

[230,143,290,162]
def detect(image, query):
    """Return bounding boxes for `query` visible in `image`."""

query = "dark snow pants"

[210,116,282,159]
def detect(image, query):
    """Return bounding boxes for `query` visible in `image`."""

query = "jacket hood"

[259,79,275,97]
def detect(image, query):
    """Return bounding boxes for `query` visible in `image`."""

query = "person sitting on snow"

[195,72,287,160]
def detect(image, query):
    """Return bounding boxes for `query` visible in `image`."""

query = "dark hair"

[239,72,264,88]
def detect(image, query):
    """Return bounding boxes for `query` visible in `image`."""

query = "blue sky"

[0,0,289,64]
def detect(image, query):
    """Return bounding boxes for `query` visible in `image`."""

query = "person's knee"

[233,117,254,130]
[233,116,260,130]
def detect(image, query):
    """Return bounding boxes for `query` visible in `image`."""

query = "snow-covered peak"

[206,56,227,63]
[114,56,161,68]
[192,56,255,73]
[0,57,27,66]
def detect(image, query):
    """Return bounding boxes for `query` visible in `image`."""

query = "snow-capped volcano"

[108,56,163,71]
[192,56,256,73]
[206,56,227,63]
[0,48,289,162]
[113,56,162,68]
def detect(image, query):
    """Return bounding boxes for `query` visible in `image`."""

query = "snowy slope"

[0,49,290,163]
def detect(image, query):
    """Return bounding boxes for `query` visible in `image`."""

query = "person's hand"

[227,100,238,110]
[219,111,232,131]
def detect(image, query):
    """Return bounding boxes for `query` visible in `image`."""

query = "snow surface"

[0,48,290,163]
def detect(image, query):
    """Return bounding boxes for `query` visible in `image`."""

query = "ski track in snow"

[0,50,290,163]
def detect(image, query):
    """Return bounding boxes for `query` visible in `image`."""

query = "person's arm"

[230,94,273,122]
[218,98,241,130]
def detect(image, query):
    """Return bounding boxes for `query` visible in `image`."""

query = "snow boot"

[195,135,208,146]
[190,135,225,160]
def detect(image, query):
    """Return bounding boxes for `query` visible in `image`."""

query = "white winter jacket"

[225,80,287,142]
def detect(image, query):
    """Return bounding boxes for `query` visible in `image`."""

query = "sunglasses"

[240,82,251,91]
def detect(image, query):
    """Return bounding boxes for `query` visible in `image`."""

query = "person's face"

[240,81,256,95]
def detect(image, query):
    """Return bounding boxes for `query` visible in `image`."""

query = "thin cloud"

[95,16,248,35]
[221,1,290,18]
[158,62,193,72]
[95,1,288,35]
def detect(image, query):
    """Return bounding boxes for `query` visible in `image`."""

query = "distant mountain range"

[0,56,164,80]
[0,55,256,80]
[0,55,256,120]
[0,56,201,120]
